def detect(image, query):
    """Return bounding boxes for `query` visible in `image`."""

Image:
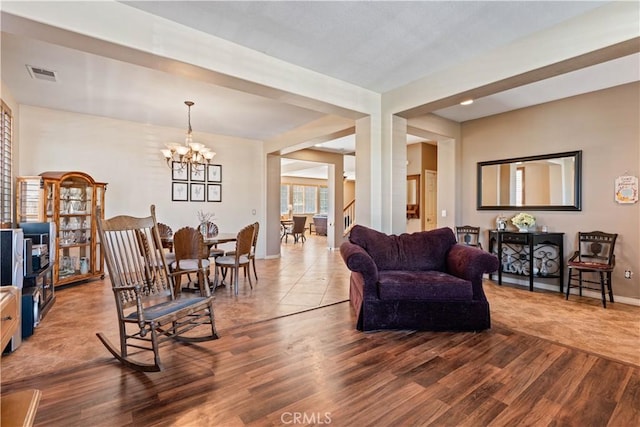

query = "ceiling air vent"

[26,65,58,82]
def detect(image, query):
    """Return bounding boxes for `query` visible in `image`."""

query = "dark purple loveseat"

[340,225,499,332]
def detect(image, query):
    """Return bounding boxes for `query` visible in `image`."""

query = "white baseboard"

[489,276,640,307]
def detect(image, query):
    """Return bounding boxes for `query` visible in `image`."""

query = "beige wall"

[421,143,438,172]
[460,82,639,301]
[343,181,355,207]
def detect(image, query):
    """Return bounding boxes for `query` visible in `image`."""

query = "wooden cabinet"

[1,286,19,351]
[16,171,107,287]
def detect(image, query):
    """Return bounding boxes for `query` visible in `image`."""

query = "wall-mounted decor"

[172,182,188,201]
[615,175,638,204]
[208,164,222,183]
[190,164,206,182]
[207,184,221,202]
[477,150,582,211]
[172,162,188,181]
[190,183,205,202]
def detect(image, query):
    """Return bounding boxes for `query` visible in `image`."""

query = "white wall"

[18,106,265,255]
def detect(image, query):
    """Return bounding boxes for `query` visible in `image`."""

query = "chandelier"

[161,101,216,170]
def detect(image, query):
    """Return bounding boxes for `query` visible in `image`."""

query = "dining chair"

[171,226,211,294]
[455,225,482,250]
[197,221,225,258]
[157,222,176,265]
[566,231,618,307]
[225,222,259,281]
[215,223,255,295]
[283,215,307,243]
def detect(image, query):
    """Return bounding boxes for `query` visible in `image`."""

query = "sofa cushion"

[377,270,473,302]
[349,225,457,271]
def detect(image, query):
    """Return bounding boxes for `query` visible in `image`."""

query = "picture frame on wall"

[171,182,188,201]
[171,162,188,181]
[207,164,222,183]
[207,184,222,202]
[190,183,206,201]
[190,164,206,182]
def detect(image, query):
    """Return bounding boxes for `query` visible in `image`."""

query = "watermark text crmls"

[280,412,332,424]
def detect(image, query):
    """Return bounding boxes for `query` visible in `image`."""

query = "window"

[303,186,316,213]
[319,187,328,214]
[292,185,305,214]
[0,101,12,225]
[515,167,525,206]
[283,183,325,215]
[280,184,290,215]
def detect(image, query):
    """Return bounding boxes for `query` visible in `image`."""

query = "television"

[19,222,57,264]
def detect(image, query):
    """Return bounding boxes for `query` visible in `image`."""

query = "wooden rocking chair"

[96,205,218,372]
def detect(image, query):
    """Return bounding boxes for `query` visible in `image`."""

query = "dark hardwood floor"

[1,233,639,426]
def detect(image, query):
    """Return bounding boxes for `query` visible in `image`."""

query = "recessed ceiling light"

[460,99,474,106]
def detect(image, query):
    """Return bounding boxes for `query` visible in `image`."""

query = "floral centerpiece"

[197,210,216,236]
[511,212,535,232]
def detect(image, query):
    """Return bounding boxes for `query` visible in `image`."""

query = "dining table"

[161,232,237,251]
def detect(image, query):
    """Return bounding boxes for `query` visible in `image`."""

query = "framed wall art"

[190,164,206,182]
[171,182,188,201]
[171,162,188,181]
[190,183,206,202]
[207,164,222,183]
[207,184,222,202]
[615,175,638,204]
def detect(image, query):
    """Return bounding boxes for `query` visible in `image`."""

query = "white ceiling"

[122,0,609,93]
[2,1,638,180]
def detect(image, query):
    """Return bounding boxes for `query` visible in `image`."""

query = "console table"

[488,231,564,292]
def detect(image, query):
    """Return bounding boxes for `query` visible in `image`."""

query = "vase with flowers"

[511,212,535,232]
[197,210,216,237]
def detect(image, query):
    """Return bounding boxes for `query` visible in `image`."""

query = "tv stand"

[22,264,55,338]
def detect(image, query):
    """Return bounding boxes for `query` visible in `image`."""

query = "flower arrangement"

[197,210,215,224]
[511,212,535,229]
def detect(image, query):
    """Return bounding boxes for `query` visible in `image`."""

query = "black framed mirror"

[477,150,582,211]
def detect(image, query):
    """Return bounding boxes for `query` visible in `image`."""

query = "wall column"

[265,154,282,258]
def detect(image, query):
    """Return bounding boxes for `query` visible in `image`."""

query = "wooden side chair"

[455,225,482,250]
[224,221,259,281]
[215,223,255,295]
[96,205,218,372]
[171,226,212,294]
[566,231,618,308]
[283,215,307,243]
[157,222,175,265]
[157,222,173,251]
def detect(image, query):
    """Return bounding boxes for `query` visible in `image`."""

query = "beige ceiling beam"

[1,12,367,121]
[384,1,640,117]
[264,115,355,155]
[400,38,640,119]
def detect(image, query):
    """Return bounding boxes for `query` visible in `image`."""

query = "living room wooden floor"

[1,233,638,426]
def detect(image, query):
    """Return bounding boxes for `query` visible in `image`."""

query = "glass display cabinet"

[16,171,107,287]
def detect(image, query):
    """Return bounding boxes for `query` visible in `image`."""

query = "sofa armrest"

[446,244,499,300]
[340,241,379,287]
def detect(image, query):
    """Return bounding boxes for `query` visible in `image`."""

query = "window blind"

[0,101,12,225]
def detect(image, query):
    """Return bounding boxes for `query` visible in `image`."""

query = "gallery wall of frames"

[171,162,222,203]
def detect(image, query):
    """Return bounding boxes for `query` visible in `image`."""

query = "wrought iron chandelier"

[161,101,216,170]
